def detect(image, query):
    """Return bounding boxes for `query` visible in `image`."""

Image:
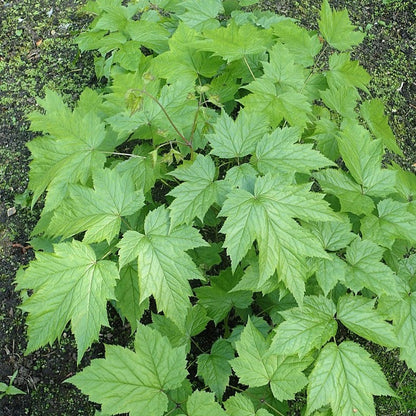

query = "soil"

[0,0,415,415]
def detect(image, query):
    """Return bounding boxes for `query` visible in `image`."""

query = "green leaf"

[231,318,310,401]
[117,206,207,325]
[220,175,336,303]
[151,23,223,84]
[48,168,144,243]
[197,339,234,399]
[115,264,148,332]
[314,169,375,216]
[326,53,370,92]
[255,127,335,176]
[337,121,396,197]
[361,99,403,155]
[272,20,322,67]
[306,219,356,252]
[27,89,112,205]
[306,341,395,416]
[200,21,273,62]
[320,85,360,118]
[337,294,398,347]
[16,240,119,361]
[126,20,170,54]
[319,0,365,51]
[178,0,224,31]
[207,109,268,159]
[225,394,273,416]
[391,293,416,371]
[361,199,416,248]
[269,296,337,358]
[315,254,348,295]
[345,238,400,297]
[195,268,252,324]
[168,155,219,227]
[186,391,227,416]
[68,325,187,416]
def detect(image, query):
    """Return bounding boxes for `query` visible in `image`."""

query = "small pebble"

[7,207,16,217]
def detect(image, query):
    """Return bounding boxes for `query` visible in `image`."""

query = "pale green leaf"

[269,296,337,358]
[220,175,337,303]
[320,85,360,118]
[319,0,365,51]
[200,21,273,62]
[272,20,322,67]
[117,206,207,325]
[256,127,335,176]
[225,394,273,416]
[126,19,170,54]
[231,319,310,400]
[338,121,396,197]
[115,264,148,332]
[306,341,395,416]
[168,155,219,227]
[207,109,268,159]
[345,238,400,297]
[327,53,370,92]
[314,169,375,216]
[337,294,398,347]
[186,391,227,416]
[16,240,119,361]
[68,325,187,416]
[360,99,403,155]
[361,199,416,248]
[391,293,416,371]
[179,0,224,31]
[48,168,144,243]
[315,254,348,295]
[197,339,234,398]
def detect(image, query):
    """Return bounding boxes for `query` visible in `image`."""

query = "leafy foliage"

[16,0,416,414]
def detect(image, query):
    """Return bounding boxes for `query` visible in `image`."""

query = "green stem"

[244,55,256,80]
[139,89,193,148]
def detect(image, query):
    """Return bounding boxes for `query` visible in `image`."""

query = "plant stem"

[243,56,256,80]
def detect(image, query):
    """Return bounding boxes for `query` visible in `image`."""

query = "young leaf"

[168,155,219,227]
[231,318,310,401]
[115,264,148,332]
[68,325,187,416]
[197,339,234,399]
[225,393,273,416]
[306,341,395,416]
[361,199,416,248]
[255,127,335,176]
[314,169,375,216]
[16,240,119,361]
[207,109,268,159]
[345,238,400,297]
[389,292,416,371]
[117,206,208,325]
[48,168,144,243]
[27,90,112,205]
[178,0,224,31]
[337,294,398,347]
[272,20,322,67]
[337,121,396,197]
[199,21,273,62]
[269,296,337,358]
[220,174,337,303]
[326,53,370,92]
[185,391,227,416]
[319,0,365,51]
[360,99,403,155]
[315,254,348,295]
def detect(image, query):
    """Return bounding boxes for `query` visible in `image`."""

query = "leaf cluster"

[16,0,416,415]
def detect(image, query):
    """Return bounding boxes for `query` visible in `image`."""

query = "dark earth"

[0,0,415,415]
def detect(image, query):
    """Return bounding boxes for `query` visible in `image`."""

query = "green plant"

[0,371,25,399]
[16,0,416,415]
